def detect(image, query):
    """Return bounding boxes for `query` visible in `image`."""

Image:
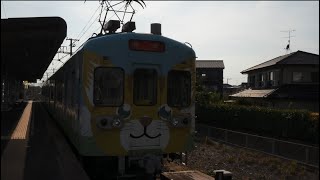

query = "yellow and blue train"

[42,22,196,176]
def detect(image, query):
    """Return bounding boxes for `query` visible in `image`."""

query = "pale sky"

[1,1,319,85]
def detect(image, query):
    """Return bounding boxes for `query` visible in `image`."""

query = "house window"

[248,75,255,87]
[201,73,206,77]
[292,72,303,82]
[269,72,274,81]
[258,74,264,87]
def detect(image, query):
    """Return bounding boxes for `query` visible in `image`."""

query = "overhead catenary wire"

[42,1,142,82]
[75,4,102,40]
[77,2,110,42]
[75,3,127,50]
[44,1,136,81]
[42,53,69,80]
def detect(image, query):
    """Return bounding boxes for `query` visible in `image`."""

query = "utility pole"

[57,46,68,54]
[66,38,79,55]
[226,78,231,84]
[281,29,295,54]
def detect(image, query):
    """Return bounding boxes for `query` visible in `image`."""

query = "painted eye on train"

[158,105,171,120]
[117,104,131,119]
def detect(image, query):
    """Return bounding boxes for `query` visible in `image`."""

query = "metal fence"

[196,124,319,168]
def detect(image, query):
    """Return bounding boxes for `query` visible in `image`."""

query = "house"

[196,60,224,96]
[230,50,319,112]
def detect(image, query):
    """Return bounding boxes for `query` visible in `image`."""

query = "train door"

[130,65,161,149]
[133,68,158,106]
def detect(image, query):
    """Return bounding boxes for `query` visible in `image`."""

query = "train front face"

[80,33,196,159]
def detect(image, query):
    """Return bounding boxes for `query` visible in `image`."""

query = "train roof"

[76,32,195,55]
[47,32,196,81]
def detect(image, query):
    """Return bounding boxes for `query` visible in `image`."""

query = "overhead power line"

[76,4,102,40]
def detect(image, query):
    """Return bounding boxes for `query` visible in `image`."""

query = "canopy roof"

[1,17,67,82]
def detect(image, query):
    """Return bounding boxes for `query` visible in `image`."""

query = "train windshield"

[133,69,157,106]
[93,67,124,106]
[167,70,191,107]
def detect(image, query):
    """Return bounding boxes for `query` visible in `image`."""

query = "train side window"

[93,67,124,106]
[167,70,191,107]
[133,69,157,106]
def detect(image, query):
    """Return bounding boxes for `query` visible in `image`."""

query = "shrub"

[196,103,319,144]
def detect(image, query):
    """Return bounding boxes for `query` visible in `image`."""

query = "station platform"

[1,101,90,180]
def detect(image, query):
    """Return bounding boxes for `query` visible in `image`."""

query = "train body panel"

[43,32,196,159]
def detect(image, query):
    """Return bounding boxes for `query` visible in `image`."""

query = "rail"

[196,124,319,168]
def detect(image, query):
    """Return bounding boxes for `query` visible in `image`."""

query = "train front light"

[171,117,179,126]
[96,116,123,129]
[96,117,112,129]
[182,117,189,125]
[112,118,122,128]
[170,115,191,127]
[100,118,108,127]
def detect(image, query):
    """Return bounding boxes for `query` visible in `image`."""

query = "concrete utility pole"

[226,78,231,84]
[66,38,79,55]
[57,46,68,54]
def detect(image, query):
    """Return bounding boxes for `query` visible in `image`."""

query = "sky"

[1,1,319,85]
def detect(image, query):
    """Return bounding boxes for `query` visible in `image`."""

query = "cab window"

[167,70,191,107]
[93,67,124,106]
[133,69,157,106]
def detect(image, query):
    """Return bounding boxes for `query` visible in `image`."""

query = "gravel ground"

[163,137,319,180]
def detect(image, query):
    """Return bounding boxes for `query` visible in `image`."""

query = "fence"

[196,124,319,168]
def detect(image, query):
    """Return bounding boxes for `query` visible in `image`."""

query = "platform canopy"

[1,17,67,82]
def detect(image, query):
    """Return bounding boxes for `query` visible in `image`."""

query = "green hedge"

[196,104,319,144]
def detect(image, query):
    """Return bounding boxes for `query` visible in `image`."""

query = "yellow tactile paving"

[10,101,33,140]
[1,100,33,180]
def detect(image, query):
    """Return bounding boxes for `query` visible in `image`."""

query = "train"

[42,21,196,177]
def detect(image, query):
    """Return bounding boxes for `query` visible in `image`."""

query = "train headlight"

[112,118,122,128]
[96,117,112,129]
[182,117,189,125]
[171,117,179,126]
[100,118,108,127]
[96,116,123,129]
[170,115,191,127]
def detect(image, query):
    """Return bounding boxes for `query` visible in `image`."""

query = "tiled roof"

[196,60,224,69]
[230,89,277,98]
[230,84,319,100]
[241,51,319,73]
